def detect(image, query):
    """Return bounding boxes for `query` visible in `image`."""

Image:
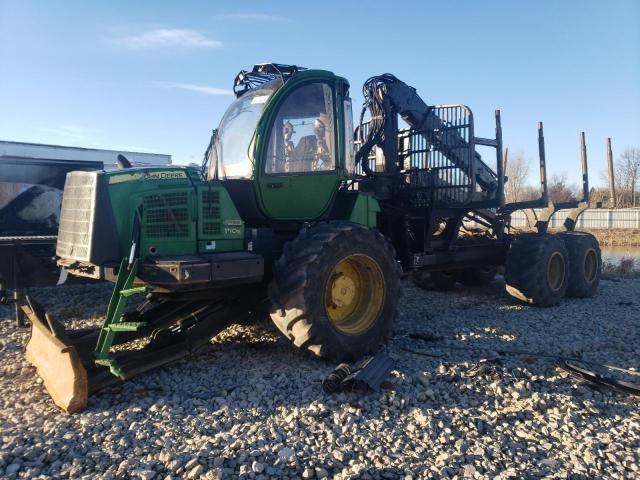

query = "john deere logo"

[109,170,187,184]
[145,171,187,180]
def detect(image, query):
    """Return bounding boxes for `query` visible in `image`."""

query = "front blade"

[23,301,89,414]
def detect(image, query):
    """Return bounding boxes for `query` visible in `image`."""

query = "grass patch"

[587,229,640,247]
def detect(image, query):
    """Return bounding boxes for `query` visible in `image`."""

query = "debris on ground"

[1,278,639,478]
[322,353,395,394]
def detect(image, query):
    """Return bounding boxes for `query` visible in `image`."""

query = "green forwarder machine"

[22,64,601,412]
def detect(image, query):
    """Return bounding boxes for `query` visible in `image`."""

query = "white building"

[0,140,171,169]
[1,140,172,235]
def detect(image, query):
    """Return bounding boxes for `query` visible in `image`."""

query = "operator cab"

[263,82,335,175]
[206,64,354,224]
[212,86,277,180]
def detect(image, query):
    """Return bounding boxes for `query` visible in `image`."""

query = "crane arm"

[356,74,498,192]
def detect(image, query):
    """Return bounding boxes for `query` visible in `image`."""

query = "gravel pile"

[1,277,638,479]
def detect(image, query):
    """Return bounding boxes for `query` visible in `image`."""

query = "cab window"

[343,98,355,174]
[265,83,336,174]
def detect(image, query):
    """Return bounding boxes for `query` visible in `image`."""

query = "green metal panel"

[106,167,197,258]
[104,166,246,260]
[258,173,340,219]
[140,188,197,257]
[349,193,380,227]
[331,191,380,228]
[196,181,245,253]
[252,70,350,221]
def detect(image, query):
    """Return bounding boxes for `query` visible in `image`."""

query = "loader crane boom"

[355,74,499,194]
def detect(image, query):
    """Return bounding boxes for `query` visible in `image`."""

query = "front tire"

[269,222,401,361]
[505,234,569,307]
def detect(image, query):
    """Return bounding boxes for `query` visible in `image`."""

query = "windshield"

[212,89,274,179]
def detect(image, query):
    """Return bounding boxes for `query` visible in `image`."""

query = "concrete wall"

[510,208,640,229]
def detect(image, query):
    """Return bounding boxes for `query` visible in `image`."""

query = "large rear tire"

[269,222,401,361]
[505,234,569,307]
[559,232,601,297]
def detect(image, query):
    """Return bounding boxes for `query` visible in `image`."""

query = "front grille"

[56,172,97,261]
[203,204,220,218]
[144,192,188,208]
[143,192,190,239]
[145,209,189,223]
[202,190,220,204]
[145,223,189,238]
[201,189,221,236]
[202,222,221,235]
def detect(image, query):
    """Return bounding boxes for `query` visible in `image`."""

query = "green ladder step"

[105,321,147,332]
[95,358,115,367]
[94,358,124,377]
[120,286,149,297]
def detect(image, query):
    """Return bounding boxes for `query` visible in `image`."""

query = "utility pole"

[607,138,616,208]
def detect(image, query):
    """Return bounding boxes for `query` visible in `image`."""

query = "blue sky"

[1,0,638,186]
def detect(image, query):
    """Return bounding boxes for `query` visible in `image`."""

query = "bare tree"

[504,151,531,203]
[615,147,640,207]
[589,187,606,207]
[547,172,578,204]
[522,185,540,201]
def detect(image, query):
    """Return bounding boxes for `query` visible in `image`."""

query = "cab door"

[256,81,342,220]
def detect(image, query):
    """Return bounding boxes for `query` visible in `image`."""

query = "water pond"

[600,246,640,263]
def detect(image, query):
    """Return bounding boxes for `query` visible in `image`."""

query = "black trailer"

[0,156,102,324]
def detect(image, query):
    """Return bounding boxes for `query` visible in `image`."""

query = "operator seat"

[293,135,317,171]
[292,116,333,171]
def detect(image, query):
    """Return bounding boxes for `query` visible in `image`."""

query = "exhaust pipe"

[116,154,132,169]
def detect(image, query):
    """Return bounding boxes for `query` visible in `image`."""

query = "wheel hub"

[584,248,598,283]
[330,274,357,309]
[325,254,385,335]
[547,251,566,291]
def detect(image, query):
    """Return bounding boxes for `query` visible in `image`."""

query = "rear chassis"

[354,100,591,275]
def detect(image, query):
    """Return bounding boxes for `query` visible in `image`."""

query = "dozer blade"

[23,298,91,413]
[20,288,266,413]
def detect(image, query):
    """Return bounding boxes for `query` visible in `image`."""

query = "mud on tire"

[269,222,401,361]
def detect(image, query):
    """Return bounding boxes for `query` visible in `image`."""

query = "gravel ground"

[0,277,638,479]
